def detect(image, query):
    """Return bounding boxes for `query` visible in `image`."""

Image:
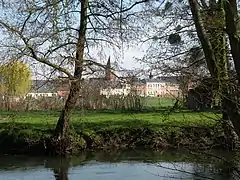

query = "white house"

[100,83,131,97]
[26,92,58,99]
[142,77,181,97]
[25,80,59,99]
[99,77,181,98]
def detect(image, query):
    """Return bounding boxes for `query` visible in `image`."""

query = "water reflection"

[50,158,70,180]
[0,150,239,180]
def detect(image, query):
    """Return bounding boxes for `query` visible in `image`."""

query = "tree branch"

[0,20,74,78]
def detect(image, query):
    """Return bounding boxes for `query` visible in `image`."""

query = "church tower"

[105,56,115,81]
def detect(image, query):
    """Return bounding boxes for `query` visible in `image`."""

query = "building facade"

[141,77,180,97]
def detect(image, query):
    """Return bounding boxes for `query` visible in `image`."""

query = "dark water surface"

[0,150,238,180]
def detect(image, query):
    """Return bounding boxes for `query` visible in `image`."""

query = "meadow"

[0,97,223,154]
[0,109,220,132]
[144,97,176,107]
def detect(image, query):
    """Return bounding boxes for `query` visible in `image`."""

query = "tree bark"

[224,0,240,80]
[223,0,240,137]
[54,0,88,139]
[189,0,240,145]
[188,0,218,78]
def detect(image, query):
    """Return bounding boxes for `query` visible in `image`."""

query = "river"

[0,150,238,180]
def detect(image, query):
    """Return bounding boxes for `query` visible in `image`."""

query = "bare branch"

[0,20,74,78]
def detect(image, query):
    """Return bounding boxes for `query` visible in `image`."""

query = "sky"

[122,47,145,69]
[0,0,167,79]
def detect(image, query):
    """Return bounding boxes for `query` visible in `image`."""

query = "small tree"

[0,60,31,109]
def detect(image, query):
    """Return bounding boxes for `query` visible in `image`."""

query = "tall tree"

[223,0,240,139]
[224,0,240,80]
[0,0,149,154]
[138,0,240,144]
[54,0,88,141]
[188,0,240,145]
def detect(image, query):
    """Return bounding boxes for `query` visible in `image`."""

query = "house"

[88,57,134,97]
[100,82,131,97]
[89,57,182,98]
[25,57,182,99]
[26,80,59,99]
[140,76,181,97]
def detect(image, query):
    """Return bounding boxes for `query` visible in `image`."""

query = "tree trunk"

[189,0,240,146]
[188,0,218,78]
[54,81,81,138]
[224,0,240,80]
[223,0,240,137]
[54,0,88,139]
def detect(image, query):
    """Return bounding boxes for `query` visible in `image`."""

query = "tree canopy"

[0,60,31,96]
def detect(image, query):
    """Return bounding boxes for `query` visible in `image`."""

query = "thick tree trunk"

[206,1,239,144]
[54,81,81,138]
[188,0,218,78]
[223,0,240,137]
[54,0,88,139]
[189,0,240,146]
[224,0,240,79]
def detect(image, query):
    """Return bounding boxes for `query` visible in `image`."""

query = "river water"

[0,150,238,180]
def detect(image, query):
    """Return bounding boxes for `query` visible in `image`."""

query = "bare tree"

[0,0,150,154]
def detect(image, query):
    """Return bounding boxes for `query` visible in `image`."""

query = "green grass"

[0,110,221,132]
[144,97,176,107]
[0,110,224,154]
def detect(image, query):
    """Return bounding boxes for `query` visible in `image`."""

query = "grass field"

[0,97,225,154]
[144,97,176,107]
[0,110,220,132]
[0,110,224,154]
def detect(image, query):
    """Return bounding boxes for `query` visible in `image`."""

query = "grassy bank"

[0,110,225,155]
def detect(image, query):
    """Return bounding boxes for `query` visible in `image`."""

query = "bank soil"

[0,124,230,155]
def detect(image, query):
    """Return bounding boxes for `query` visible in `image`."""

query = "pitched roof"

[30,80,57,93]
[143,76,180,84]
[88,78,125,89]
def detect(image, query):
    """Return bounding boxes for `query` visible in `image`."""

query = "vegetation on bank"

[0,109,227,155]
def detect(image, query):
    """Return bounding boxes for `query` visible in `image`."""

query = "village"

[0,0,239,179]
[25,58,181,99]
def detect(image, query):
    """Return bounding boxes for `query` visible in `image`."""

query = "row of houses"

[85,58,181,98]
[100,78,180,97]
[25,79,68,99]
[25,77,180,99]
[0,58,182,99]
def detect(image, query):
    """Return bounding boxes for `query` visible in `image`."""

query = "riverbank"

[0,110,226,155]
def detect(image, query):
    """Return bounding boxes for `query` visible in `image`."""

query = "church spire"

[105,56,111,81]
[149,72,153,79]
[105,56,116,81]
[106,56,111,69]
